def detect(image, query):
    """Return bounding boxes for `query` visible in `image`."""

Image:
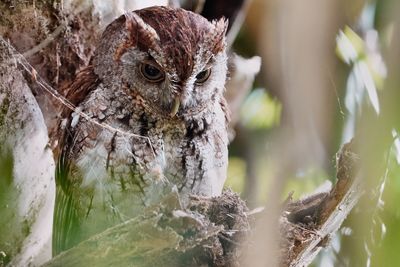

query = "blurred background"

[225,0,400,266]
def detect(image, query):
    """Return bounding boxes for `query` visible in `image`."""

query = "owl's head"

[92,6,228,118]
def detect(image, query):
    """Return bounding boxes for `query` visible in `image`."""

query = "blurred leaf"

[240,89,281,130]
[392,130,400,164]
[336,26,364,64]
[337,25,383,115]
[366,57,386,90]
[225,157,246,193]
[370,149,400,266]
[355,61,380,113]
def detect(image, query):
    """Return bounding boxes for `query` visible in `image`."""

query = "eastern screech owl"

[53,6,229,254]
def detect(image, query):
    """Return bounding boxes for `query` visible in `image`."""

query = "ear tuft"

[214,17,229,37]
[204,17,228,54]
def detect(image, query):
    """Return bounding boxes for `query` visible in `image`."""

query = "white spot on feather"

[70,107,82,128]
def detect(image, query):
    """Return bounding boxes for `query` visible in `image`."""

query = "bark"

[0,2,104,265]
[0,38,55,267]
[280,140,361,266]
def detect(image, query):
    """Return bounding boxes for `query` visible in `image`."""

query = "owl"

[53,6,230,254]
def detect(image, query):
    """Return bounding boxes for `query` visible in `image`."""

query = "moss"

[22,218,32,237]
[0,149,19,265]
[0,146,13,186]
[0,250,11,266]
[0,95,10,137]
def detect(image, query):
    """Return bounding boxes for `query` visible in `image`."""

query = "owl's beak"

[169,97,180,117]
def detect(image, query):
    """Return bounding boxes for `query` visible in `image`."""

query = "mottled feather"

[53,6,230,254]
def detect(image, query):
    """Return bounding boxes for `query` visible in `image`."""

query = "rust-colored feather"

[135,7,227,80]
[51,66,99,158]
[61,65,99,117]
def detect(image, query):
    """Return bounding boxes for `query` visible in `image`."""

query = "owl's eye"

[195,69,211,84]
[140,63,165,82]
